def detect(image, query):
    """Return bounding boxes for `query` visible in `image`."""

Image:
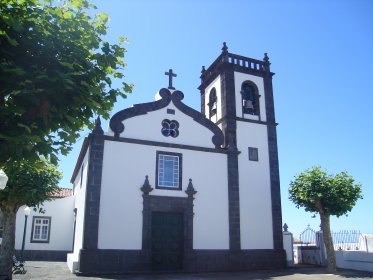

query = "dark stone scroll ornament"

[109,88,172,137]
[109,88,224,148]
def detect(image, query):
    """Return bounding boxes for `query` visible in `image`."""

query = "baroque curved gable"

[109,88,224,148]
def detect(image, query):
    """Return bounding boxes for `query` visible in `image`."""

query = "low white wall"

[336,251,373,272]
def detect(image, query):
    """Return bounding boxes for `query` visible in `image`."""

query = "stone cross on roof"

[165,69,177,90]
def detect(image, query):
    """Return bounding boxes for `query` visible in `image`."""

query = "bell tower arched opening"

[241,81,260,117]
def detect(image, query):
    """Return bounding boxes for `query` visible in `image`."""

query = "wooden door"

[151,212,183,271]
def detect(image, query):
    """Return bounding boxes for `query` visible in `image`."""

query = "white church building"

[16,43,286,273]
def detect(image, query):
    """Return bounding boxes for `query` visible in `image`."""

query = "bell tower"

[198,43,283,251]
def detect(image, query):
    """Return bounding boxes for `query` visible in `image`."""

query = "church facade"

[67,43,286,273]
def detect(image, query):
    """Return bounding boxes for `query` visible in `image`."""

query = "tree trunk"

[320,212,336,273]
[0,208,17,280]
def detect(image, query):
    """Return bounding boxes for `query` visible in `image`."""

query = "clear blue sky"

[58,0,373,238]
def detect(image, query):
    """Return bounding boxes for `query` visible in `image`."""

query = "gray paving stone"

[12,262,373,280]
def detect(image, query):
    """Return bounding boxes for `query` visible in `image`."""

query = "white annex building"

[15,43,286,273]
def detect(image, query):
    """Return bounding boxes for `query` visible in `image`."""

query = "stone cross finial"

[185,178,197,198]
[283,223,288,232]
[92,116,104,135]
[165,69,177,90]
[222,42,228,53]
[140,175,153,195]
[263,53,271,72]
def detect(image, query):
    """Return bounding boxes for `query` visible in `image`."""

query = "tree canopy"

[0,0,132,166]
[289,166,362,217]
[0,158,61,210]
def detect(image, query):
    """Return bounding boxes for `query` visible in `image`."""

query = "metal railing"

[299,225,318,246]
[332,230,368,251]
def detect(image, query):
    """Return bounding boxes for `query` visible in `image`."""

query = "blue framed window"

[156,151,182,190]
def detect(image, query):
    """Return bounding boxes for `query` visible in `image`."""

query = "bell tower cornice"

[198,42,274,92]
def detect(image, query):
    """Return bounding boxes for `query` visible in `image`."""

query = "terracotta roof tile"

[51,188,73,198]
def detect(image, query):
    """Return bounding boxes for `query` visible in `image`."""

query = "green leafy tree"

[0,0,132,165]
[289,166,362,272]
[0,0,132,278]
[0,159,61,279]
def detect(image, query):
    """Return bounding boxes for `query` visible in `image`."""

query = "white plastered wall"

[203,75,222,123]
[234,72,267,121]
[98,140,229,250]
[237,121,274,249]
[15,196,75,251]
[67,150,89,271]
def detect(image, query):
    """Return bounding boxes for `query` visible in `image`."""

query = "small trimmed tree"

[289,166,362,272]
[0,159,61,279]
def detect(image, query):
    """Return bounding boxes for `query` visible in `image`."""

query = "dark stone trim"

[236,116,277,126]
[216,116,276,127]
[185,249,286,272]
[109,88,224,148]
[82,133,105,250]
[77,249,285,274]
[16,250,70,261]
[226,151,241,251]
[263,69,283,251]
[70,137,89,184]
[155,151,183,190]
[30,216,51,244]
[100,135,228,154]
[109,88,172,137]
[218,65,241,251]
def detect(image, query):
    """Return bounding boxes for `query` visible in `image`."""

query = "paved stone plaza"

[12,262,373,280]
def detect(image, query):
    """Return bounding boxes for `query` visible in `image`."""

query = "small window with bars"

[156,151,182,190]
[248,147,259,161]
